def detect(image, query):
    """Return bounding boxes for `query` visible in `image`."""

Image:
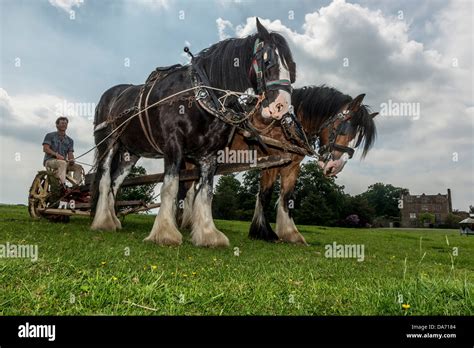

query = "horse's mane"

[193,32,296,92]
[293,85,376,157]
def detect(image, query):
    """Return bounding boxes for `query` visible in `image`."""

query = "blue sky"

[0,0,473,210]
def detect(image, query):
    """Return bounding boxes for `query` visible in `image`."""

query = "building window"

[410,213,416,219]
[422,205,428,211]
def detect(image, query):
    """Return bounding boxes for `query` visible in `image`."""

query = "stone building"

[400,189,452,227]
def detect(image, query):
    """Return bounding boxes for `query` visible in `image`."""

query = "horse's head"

[250,18,296,120]
[317,94,378,176]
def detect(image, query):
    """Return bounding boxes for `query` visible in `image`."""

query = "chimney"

[447,188,452,213]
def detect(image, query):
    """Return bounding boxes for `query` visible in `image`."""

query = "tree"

[418,212,435,226]
[342,194,375,226]
[293,161,347,226]
[445,213,463,228]
[237,170,260,216]
[116,165,156,204]
[359,183,408,218]
[212,174,242,220]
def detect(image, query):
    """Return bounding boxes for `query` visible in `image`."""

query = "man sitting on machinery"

[42,116,83,187]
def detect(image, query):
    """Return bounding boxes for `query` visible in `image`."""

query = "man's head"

[56,116,69,132]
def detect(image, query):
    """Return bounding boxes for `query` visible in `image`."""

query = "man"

[42,117,83,186]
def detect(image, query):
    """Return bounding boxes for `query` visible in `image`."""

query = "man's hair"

[56,116,69,125]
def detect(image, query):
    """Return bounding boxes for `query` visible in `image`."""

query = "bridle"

[248,38,293,96]
[317,109,356,162]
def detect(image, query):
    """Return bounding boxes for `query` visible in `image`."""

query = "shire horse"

[90,19,296,247]
[180,86,378,245]
[247,86,378,244]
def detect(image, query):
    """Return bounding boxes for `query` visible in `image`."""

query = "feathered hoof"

[144,231,183,246]
[191,228,230,248]
[278,230,308,246]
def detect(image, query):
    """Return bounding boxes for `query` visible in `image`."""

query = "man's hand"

[56,153,65,161]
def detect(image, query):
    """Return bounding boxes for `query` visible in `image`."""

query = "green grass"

[0,204,472,315]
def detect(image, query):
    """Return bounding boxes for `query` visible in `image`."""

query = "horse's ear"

[370,112,379,118]
[349,94,365,111]
[256,18,270,40]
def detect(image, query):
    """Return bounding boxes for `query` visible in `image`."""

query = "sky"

[0,0,473,211]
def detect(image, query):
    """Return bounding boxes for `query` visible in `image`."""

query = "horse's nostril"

[276,103,283,112]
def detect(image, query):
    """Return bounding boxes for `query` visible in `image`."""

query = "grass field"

[0,204,472,315]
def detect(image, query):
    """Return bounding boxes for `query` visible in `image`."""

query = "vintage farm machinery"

[27,147,303,221]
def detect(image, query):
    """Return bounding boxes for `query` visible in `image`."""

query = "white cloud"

[134,0,171,10]
[0,88,94,148]
[216,18,233,40]
[48,0,84,13]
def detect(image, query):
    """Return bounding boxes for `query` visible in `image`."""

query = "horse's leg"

[109,150,140,229]
[249,168,279,241]
[180,181,195,229]
[276,162,307,245]
[144,158,182,246]
[177,161,196,229]
[191,157,229,247]
[91,144,119,231]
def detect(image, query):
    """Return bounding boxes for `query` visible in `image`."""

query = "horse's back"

[95,84,143,124]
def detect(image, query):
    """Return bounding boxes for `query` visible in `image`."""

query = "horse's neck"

[296,108,328,139]
[199,41,254,92]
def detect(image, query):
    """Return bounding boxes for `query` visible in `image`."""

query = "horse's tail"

[90,84,132,216]
[90,98,109,216]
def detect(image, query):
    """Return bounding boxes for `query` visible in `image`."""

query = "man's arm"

[43,144,65,160]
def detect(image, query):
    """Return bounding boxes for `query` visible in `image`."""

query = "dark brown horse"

[180,85,377,245]
[90,19,296,248]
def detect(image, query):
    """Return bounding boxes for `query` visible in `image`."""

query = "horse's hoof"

[278,230,308,246]
[144,233,183,246]
[191,228,230,248]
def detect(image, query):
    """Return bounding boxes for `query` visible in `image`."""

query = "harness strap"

[137,81,162,154]
[249,38,292,95]
[143,77,162,152]
[332,144,355,158]
[192,62,221,110]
